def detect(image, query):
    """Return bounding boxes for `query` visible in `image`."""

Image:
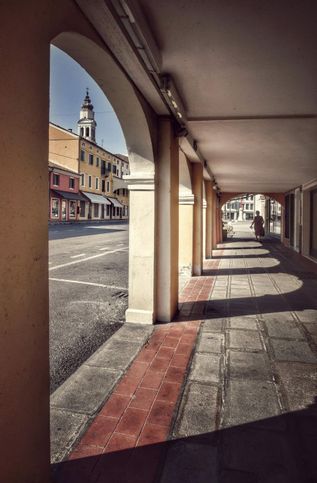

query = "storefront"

[107,196,124,219]
[49,190,86,222]
[81,192,112,220]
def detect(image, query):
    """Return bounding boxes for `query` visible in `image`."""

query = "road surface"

[49,222,128,393]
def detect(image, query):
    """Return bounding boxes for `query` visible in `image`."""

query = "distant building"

[48,92,129,222]
[222,194,265,221]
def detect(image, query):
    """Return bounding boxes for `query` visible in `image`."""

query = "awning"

[81,192,111,205]
[106,197,124,208]
[51,190,86,201]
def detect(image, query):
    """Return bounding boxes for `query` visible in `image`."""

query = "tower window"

[80,150,85,162]
[85,127,90,137]
[89,154,94,165]
[80,127,84,136]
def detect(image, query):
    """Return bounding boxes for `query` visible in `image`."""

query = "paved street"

[52,229,317,482]
[49,222,129,392]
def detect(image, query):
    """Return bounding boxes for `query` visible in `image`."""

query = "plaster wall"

[49,124,79,172]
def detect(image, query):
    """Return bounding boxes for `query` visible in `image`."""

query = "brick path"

[54,237,317,483]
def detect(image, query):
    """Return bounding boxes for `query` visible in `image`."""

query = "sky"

[49,45,127,155]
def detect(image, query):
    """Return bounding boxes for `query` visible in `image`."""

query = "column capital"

[179,193,195,205]
[123,174,155,191]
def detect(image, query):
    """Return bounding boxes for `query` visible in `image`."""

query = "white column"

[156,118,179,322]
[179,194,194,275]
[205,181,213,258]
[192,163,203,276]
[125,176,156,324]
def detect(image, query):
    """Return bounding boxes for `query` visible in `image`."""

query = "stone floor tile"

[228,316,258,330]
[86,339,141,370]
[294,309,317,323]
[264,319,304,339]
[228,329,263,351]
[275,362,317,412]
[51,366,120,416]
[223,380,280,427]
[271,339,317,363]
[189,353,221,384]
[196,333,224,354]
[229,351,271,380]
[50,409,89,463]
[202,318,225,332]
[160,441,219,483]
[222,427,298,482]
[174,382,218,438]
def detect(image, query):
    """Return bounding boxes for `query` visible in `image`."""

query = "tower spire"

[77,89,97,142]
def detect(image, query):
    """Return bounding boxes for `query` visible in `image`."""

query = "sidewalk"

[52,236,317,483]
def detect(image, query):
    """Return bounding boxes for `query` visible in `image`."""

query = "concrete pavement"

[51,232,317,482]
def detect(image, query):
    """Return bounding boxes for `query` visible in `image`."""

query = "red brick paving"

[58,319,201,483]
[54,256,224,483]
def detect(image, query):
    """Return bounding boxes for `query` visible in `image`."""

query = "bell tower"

[77,89,97,142]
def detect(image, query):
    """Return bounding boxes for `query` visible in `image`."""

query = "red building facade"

[49,163,85,222]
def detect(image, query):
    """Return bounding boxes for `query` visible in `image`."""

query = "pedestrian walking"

[250,211,264,241]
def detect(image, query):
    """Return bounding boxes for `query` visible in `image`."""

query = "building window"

[80,150,85,162]
[88,175,92,188]
[89,154,94,165]
[69,177,75,189]
[96,157,100,167]
[80,201,85,217]
[51,198,59,218]
[95,177,99,190]
[112,165,116,174]
[106,181,110,192]
[107,162,111,171]
[93,203,99,217]
[106,205,110,217]
[80,173,85,187]
[102,180,105,192]
[69,201,76,218]
[52,174,59,186]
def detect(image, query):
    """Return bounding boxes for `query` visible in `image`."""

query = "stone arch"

[220,192,285,208]
[52,31,155,177]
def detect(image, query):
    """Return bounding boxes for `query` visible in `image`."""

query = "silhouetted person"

[250,210,264,241]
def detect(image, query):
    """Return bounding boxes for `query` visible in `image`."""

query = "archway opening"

[221,193,282,241]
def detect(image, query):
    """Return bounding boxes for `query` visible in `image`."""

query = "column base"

[125,308,154,325]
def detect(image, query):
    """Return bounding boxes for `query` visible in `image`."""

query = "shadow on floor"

[52,398,317,483]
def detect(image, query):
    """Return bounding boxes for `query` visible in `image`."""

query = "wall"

[0,1,155,481]
[49,124,79,172]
